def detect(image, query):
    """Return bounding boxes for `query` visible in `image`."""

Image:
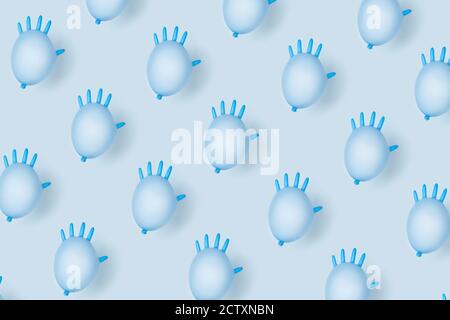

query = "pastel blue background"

[0,0,448,299]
